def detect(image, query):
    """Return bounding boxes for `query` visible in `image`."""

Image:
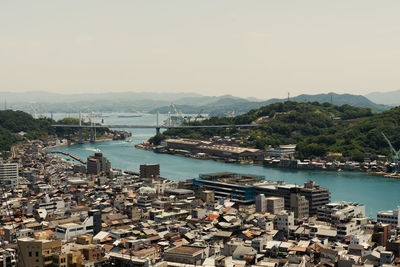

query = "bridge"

[52,123,260,143]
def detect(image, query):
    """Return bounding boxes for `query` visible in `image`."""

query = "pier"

[47,151,86,164]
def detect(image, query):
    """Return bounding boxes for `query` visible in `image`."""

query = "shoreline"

[41,137,114,151]
[134,143,400,179]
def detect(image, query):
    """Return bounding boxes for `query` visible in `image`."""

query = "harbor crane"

[381,132,400,172]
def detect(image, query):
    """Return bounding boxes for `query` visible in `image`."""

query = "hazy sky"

[1,1,399,99]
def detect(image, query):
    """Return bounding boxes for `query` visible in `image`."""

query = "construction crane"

[382,132,400,172]
[170,102,186,124]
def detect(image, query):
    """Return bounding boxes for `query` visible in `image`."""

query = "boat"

[118,115,143,118]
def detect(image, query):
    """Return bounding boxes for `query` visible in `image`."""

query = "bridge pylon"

[90,127,96,143]
[78,128,83,144]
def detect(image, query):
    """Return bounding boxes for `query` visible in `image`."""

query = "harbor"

[47,113,400,218]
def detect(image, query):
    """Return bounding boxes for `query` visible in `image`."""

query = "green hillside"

[0,110,55,153]
[151,101,400,161]
[0,110,111,156]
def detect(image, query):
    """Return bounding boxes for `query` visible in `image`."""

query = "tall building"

[255,194,266,213]
[0,159,18,189]
[276,211,295,235]
[88,209,102,236]
[86,153,110,175]
[290,193,309,219]
[140,164,160,178]
[298,180,330,216]
[17,238,62,267]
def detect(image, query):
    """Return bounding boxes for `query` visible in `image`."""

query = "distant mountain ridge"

[365,89,400,106]
[0,91,391,114]
[151,92,390,115]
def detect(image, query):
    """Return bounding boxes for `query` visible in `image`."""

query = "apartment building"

[0,159,18,189]
[139,164,160,178]
[86,153,110,175]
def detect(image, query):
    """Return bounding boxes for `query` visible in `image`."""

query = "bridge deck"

[52,124,260,129]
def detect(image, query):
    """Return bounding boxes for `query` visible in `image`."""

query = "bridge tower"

[78,112,84,144]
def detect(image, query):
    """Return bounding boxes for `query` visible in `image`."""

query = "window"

[29,252,32,257]
[35,252,39,257]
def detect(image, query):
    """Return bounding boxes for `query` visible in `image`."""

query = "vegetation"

[0,110,112,156]
[151,101,400,161]
[0,110,55,153]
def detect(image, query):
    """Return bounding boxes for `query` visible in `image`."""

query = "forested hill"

[0,110,55,153]
[151,101,400,161]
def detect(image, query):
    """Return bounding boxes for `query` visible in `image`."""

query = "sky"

[1,0,399,99]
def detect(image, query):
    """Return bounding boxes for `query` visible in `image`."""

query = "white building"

[337,219,362,240]
[0,159,18,189]
[377,206,400,227]
[54,216,94,241]
[38,196,65,216]
[317,202,365,223]
[276,211,294,234]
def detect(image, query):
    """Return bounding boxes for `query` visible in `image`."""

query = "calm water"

[48,113,400,217]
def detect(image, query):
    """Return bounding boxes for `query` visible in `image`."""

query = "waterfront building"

[318,201,365,223]
[86,153,110,175]
[139,163,160,178]
[377,206,400,227]
[0,159,18,189]
[266,144,297,158]
[193,172,265,204]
